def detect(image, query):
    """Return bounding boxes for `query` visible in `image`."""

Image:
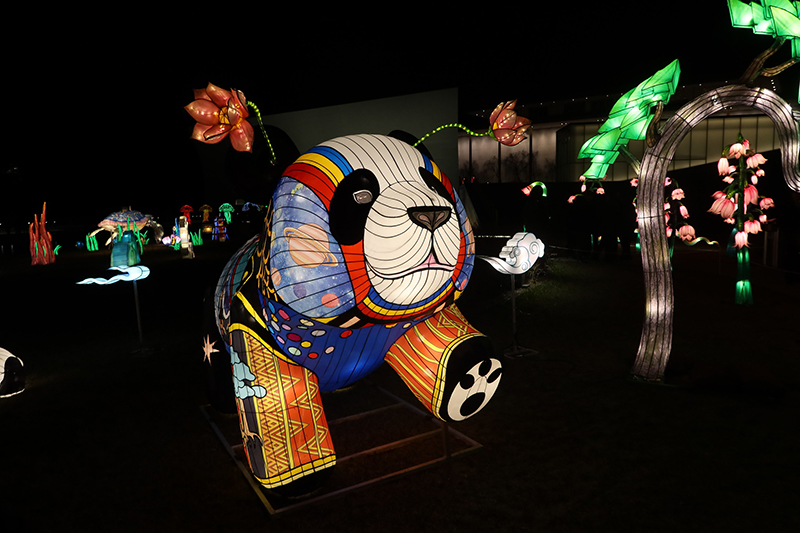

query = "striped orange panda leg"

[384,304,502,422]
[229,326,336,496]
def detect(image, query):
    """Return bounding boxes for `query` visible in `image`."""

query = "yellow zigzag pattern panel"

[384,304,480,418]
[241,330,336,488]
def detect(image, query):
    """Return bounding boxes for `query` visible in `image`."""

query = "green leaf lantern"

[577,59,681,184]
[728,0,800,98]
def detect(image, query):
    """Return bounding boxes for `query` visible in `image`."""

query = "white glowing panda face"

[363,171,460,305]
[325,135,463,307]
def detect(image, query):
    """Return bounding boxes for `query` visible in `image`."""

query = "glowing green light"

[728,0,757,27]
[582,162,611,181]
[736,247,754,305]
[684,237,719,247]
[728,1,800,98]
[414,123,491,147]
[736,280,754,305]
[580,129,621,156]
[190,230,204,245]
[219,203,234,224]
[86,234,98,252]
[729,1,800,38]
[577,60,680,182]
[522,181,548,196]
[247,101,277,165]
[771,5,800,38]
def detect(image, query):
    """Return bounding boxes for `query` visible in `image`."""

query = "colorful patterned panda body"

[213,133,501,494]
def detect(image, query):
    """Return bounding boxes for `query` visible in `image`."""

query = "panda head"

[267,134,474,322]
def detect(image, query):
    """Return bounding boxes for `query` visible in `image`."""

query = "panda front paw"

[438,336,502,422]
[446,358,502,421]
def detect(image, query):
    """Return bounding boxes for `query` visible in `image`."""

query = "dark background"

[1,3,792,231]
[3,5,800,530]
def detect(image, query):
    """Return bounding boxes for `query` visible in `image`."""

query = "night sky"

[1,3,791,233]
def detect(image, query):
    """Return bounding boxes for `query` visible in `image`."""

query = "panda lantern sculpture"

[190,89,523,495]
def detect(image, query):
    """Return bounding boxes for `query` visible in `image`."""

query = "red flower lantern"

[185,83,254,152]
[489,100,531,146]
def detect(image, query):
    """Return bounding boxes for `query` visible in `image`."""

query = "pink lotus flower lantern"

[185,83,254,152]
[489,100,531,146]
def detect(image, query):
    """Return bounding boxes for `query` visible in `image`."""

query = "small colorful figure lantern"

[180,205,194,225]
[219,203,235,225]
[110,230,141,267]
[200,204,214,223]
[212,216,228,242]
[178,215,195,259]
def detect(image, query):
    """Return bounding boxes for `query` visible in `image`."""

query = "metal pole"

[133,280,144,347]
[510,273,517,349]
[505,273,537,358]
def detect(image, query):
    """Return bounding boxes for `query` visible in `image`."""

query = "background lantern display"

[480,232,545,275]
[177,215,194,259]
[206,133,501,495]
[0,348,25,398]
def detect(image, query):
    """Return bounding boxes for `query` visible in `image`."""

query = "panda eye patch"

[353,190,373,204]
[329,168,379,246]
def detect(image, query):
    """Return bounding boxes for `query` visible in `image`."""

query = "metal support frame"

[504,273,537,358]
[633,85,800,380]
[200,382,482,515]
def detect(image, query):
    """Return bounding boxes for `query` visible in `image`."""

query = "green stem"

[737,155,746,233]
[736,247,753,305]
[735,148,753,305]
[414,123,492,147]
[526,181,548,197]
[618,145,642,175]
[247,101,277,165]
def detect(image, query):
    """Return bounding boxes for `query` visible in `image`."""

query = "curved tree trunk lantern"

[633,84,800,381]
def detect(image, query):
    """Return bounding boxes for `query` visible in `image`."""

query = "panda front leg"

[384,304,502,422]
[229,327,336,497]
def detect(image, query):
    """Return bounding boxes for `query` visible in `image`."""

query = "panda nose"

[409,207,451,231]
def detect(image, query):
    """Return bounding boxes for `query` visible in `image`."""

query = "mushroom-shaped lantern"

[219,203,235,224]
[180,205,194,225]
[199,204,213,222]
[90,209,151,246]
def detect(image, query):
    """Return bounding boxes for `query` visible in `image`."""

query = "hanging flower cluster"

[709,134,774,248]
[662,176,696,242]
[567,175,605,203]
[628,176,705,250]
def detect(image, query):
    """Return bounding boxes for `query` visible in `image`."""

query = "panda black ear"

[387,129,434,162]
